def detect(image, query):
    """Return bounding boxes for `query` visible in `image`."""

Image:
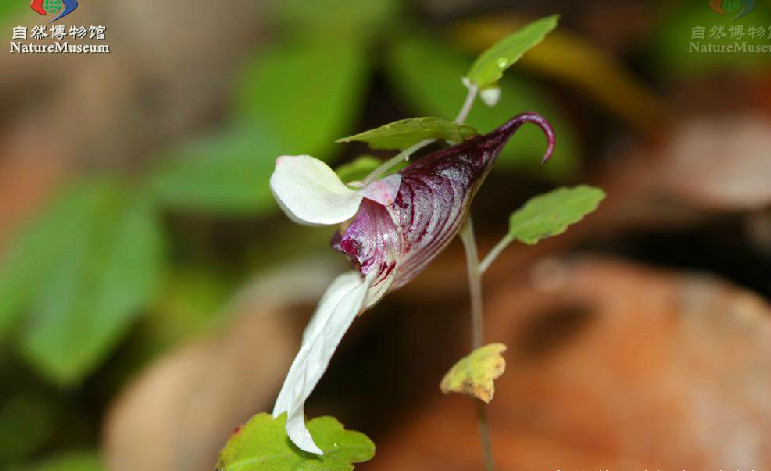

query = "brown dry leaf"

[368,257,771,471]
[440,343,507,403]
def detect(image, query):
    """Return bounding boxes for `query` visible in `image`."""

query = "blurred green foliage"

[234,40,370,159]
[151,125,280,214]
[0,392,56,464]
[16,451,102,471]
[2,180,164,385]
[0,0,22,26]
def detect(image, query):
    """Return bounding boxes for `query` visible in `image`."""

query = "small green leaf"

[15,179,165,385]
[508,185,605,245]
[334,156,381,183]
[466,15,559,88]
[217,413,374,471]
[337,117,479,150]
[150,125,278,215]
[440,343,507,403]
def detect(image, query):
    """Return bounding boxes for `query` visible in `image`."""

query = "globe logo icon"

[29,0,78,21]
[708,0,756,19]
[722,0,742,13]
[43,0,62,15]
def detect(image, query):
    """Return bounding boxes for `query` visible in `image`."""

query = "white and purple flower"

[270,113,555,454]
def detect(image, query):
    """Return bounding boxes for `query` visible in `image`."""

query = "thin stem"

[459,217,495,471]
[476,403,495,471]
[479,235,513,274]
[460,218,484,348]
[455,82,478,124]
[361,139,433,187]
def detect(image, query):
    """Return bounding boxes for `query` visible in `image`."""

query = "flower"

[269,112,554,454]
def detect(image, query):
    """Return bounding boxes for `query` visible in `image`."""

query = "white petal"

[360,174,402,206]
[300,271,364,345]
[286,405,321,455]
[270,155,363,225]
[272,271,369,454]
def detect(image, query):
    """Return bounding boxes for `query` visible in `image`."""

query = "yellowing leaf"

[216,413,374,471]
[440,343,507,403]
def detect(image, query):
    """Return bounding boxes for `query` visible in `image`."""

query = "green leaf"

[507,185,605,245]
[234,40,370,161]
[466,15,559,88]
[334,156,381,183]
[16,179,165,385]
[150,125,278,215]
[440,343,507,403]
[0,183,104,336]
[337,117,479,150]
[217,413,374,471]
[387,34,578,178]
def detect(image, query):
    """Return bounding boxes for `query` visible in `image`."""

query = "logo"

[30,0,78,22]
[709,0,756,20]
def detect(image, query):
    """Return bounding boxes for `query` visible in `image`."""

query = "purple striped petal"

[333,113,555,304]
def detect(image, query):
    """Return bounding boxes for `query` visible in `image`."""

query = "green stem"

[479,235,513,274]
[460,218,485,348]
[459,218,496,471]
[455,82,478,124]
